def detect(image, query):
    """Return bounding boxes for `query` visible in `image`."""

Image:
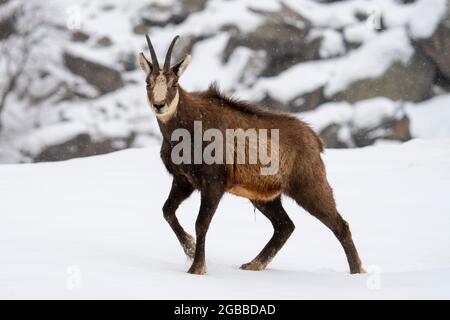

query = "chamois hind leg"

[290,177,364,274]
[163,177,196,259]
[241,197,295,271]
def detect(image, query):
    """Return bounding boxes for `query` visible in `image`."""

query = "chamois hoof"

[350,267,366,274]
[187,263,206,275]
[240,262,266,271]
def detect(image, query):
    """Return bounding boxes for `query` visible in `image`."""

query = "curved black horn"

[164,35,180,71]
[145,34,160,73]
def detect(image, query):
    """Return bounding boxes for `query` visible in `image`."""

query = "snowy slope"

[0,140,450,299]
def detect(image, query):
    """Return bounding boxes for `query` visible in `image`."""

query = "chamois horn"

[145,34,160,74]
[164,35,180,71]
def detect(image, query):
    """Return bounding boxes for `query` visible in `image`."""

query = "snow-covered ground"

[1,139,450,299]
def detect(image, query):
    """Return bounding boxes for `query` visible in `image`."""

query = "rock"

[312,98,411,148]
[261,89,324,114]
[100,4,115,11]
[0,9,15,40]
[118,51,137,71]
[135,0,207,29]
[256,82,325,114]
[71,31,89,42]
[333,52,436,103]
[419,3,450,80]
[320,124,351,149]
[288,88,324,113]
[34,134,133,162]
[226,24,321,77]
[238,49,267,86]
[96,36,112,47]
[63,52,124,95]
[261,88,324,113]
[319,114,411,148]
[353,116,411,147]
[385,115,411,141]
[259,94,286,112]
[171,34,211,62]
[225,3,321,77]
[132,23,147,35]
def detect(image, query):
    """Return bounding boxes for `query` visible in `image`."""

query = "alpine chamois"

[138,35,364,275]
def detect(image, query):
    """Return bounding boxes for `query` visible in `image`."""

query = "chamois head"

[138,35,190,122]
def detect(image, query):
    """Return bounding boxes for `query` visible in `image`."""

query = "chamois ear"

[171,54,191,78]
[138,52,153,75]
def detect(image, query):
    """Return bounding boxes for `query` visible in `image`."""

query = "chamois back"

[199,84,292,118]
[197,84,324,152]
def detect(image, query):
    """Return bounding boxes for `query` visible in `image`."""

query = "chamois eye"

[172,80,178,87]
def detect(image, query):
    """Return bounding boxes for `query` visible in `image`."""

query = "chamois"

[138,35,364,275]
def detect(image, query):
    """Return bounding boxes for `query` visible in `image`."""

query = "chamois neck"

[156,86,190,141]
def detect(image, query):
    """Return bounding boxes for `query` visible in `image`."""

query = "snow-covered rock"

[419,0,450,80]
[298,97,411,148]
[0,0,449,162]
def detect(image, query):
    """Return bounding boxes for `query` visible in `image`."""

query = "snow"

[324,28,413,97]
[380,0,447,39]
[181,34,253,92]
[283,0,364,29]
[1,140,450,299]
[244,59,335,103]
[177,0,265,34]
[319,29,346,59]
[298,98,404,135]
[21,122,89,156]
[406,94,450,139]
[344,23,378,44]
[245,28,414,102]
[241,0,447,102]
[353,98,402,130]
[283,0,447,38]
[299,102,353,132]
[298,93,450,145]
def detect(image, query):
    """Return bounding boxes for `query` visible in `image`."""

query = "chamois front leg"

[187,182,224,275]
[163,177,195,259]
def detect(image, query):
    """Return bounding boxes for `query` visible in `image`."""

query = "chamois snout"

[153,103,165,113]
